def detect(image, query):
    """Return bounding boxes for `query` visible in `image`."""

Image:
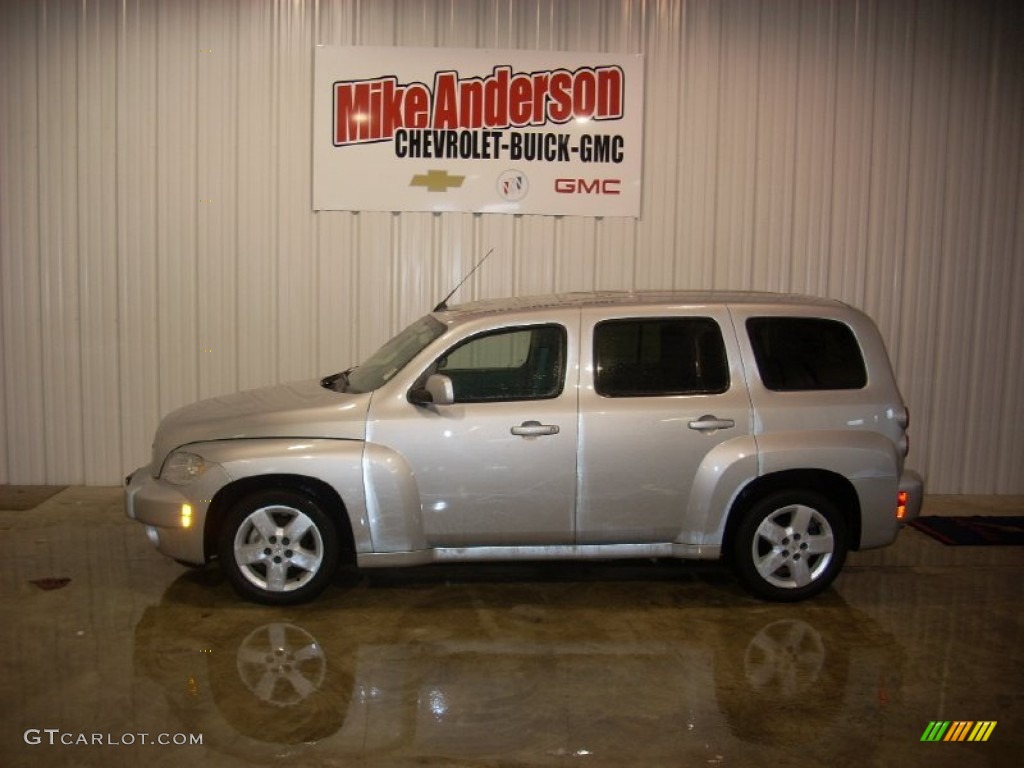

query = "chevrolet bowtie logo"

[410,169,465,192]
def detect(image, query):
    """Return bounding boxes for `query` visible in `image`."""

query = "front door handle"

[688,415,736,433]
[511,420,560,437]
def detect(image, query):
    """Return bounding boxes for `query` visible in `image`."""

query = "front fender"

[194,438,371,553]
[362,442,426,554]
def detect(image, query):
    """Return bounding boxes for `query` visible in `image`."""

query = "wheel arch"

[722,469,862,559]
[204,474,356,563]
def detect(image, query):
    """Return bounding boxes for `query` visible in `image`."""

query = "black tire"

[217,488,340,605]
[731,490,848,602]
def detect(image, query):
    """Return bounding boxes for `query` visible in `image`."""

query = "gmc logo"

[554,178,621,195]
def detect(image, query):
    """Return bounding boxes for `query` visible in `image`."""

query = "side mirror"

[409,374,455,406]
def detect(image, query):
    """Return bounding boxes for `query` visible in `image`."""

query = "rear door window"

[746,317,867,391]
[594,317,729,397]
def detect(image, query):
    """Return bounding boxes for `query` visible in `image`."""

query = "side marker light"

[896,491,908,521]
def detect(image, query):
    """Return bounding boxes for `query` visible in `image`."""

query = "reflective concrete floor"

[0,488,1021,767]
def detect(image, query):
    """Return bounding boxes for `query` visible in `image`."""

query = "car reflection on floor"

[133,562,902,765]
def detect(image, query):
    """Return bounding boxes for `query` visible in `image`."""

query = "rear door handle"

[688,415,735,433]
[511,420,560,437]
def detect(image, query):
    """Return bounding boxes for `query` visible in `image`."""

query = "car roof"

[437,290,846,320]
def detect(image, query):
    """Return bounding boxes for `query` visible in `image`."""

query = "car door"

[366,314,579,548]
[576,306,751,543]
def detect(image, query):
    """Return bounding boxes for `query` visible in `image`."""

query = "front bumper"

[124,464,221,564]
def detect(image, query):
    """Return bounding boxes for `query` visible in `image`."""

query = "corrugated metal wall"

[1,0,1022,492]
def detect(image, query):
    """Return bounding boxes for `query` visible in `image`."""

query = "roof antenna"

[434,248,495,312]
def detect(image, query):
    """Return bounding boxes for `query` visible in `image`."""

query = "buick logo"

[496,170,529,202]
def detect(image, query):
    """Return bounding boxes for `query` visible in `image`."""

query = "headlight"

[161,451,207,485]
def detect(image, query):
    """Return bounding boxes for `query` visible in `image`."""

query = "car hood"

[151,380,371,465]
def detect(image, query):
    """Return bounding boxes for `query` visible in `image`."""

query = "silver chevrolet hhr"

[125,291,923,604]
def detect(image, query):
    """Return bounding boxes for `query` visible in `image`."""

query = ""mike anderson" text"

[334,64,625,146]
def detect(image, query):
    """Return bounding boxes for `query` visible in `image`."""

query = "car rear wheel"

[732,490,848,602]
[218,489,339,605]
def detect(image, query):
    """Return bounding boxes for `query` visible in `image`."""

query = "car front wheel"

[218,489,339,605]
[732,490,848,602]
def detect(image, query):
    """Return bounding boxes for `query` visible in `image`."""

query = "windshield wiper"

[320,368,353,392]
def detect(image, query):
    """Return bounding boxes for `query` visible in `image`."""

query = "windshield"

[326,315,446,394]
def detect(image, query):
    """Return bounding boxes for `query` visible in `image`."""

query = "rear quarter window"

[746,317,867,391]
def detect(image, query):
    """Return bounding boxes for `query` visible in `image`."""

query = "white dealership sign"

[313,46,644,217]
